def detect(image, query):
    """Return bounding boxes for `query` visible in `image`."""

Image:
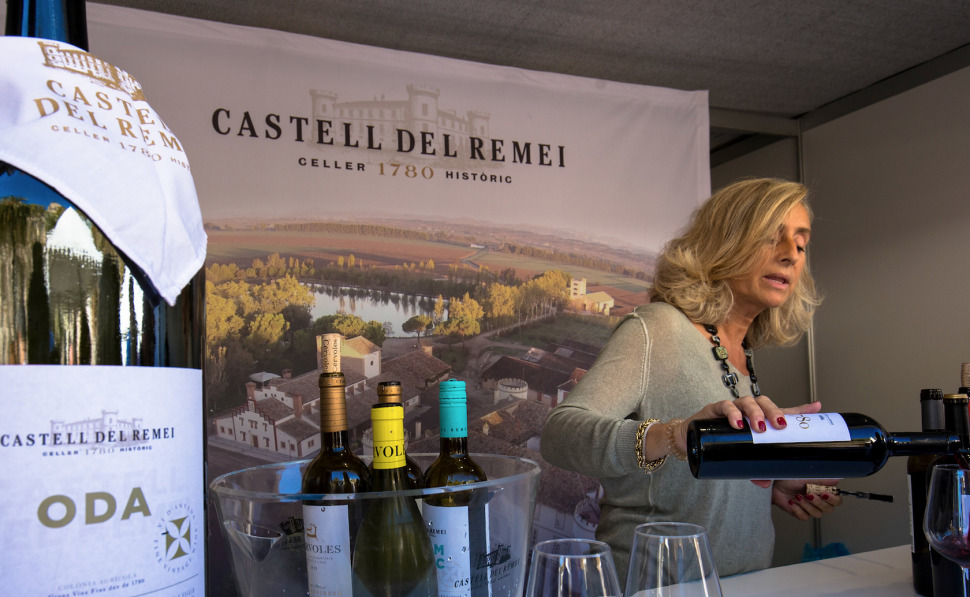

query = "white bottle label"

[425,503,473,597]
[749,412,851,444]
[302,504,353,597]
[1,365,204,596]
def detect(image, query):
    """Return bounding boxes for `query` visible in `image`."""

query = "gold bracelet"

[635,418,666,473]
[666,418,688,461]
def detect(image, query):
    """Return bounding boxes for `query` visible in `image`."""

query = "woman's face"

[729,203,811,318]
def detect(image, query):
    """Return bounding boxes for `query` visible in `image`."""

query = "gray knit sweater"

[540,302,774,579]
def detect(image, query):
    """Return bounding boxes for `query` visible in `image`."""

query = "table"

[719,545,916,596]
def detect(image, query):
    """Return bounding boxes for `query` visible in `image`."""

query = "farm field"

[205,228,651,313]
[206,229,476,267]
[467,248,651,294]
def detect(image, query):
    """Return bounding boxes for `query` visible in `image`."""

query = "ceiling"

[94,1,970,159]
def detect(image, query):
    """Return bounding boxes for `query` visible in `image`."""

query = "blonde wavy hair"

[650,178,821,348]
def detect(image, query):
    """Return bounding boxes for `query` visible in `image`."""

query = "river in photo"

[307,285,447,337]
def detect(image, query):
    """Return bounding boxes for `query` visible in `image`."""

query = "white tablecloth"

[719,545,916,596]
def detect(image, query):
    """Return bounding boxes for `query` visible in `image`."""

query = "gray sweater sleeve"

[540,314,652,477]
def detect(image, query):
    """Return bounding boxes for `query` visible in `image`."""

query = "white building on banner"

[309,84,491,166]
[212,370,330,458]
[211,334,447,457]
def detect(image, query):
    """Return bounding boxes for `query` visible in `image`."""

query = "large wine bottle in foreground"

[353,402,437,597]
[301,333,370,597]
[424,379,489,597]
[2,2,206,595]
[909,389,944,596]
[687,412,963,479]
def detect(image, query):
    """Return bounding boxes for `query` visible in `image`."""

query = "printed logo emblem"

[154,503,197,574]
[38,41,145,100]
[163,516,192,561]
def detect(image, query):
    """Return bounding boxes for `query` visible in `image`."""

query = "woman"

[540,178,842,579]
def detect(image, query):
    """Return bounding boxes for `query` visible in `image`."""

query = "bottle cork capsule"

[318,372,347,431]
[377,381,403,404]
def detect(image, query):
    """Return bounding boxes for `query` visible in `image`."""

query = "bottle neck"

[318,373,349,433]
[371,404,407,471]
[943,398,970,447]
[320,429,352,455]
[921,397,944,431]
[6,0,88,49]
[888,431,963,456]
[440,435,470,457]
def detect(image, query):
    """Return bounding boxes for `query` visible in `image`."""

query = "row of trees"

[204,272,389,412]
[400,269,573,343]
[207,254,316,283]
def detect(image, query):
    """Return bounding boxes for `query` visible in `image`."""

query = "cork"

[319,333,342,373]
[962,363,970,389]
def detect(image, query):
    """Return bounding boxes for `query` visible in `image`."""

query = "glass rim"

[532,538,612,557]
[930,463,970,478]
[634,521,709,538]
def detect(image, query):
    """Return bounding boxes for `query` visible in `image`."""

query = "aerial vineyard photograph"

[202,216,657,569]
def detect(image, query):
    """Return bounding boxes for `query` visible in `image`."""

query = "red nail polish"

[821,494,831,500]
[777,417,787,427]
[788,500,795,507]
[758,421,766,432]
[807,494,815,502]
[736,419,744,428]
[796,494,803,502]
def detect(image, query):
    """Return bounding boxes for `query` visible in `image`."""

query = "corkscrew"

[805,483,893,503]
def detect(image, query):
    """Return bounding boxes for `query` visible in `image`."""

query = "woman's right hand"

[670,396,823,459]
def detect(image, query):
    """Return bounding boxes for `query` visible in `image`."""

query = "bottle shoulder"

[370,467,415,492]
[302,451,371,492]
[424,454,487,487]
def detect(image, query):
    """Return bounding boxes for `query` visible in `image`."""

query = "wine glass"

[525,538,622,597]
[924,464,970,583]
[624,522,722,597]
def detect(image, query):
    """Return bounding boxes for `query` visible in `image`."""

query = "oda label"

[37,487,151,528]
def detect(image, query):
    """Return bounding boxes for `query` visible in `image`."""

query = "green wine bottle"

[423,379,489,597]
[353,403,438,597]
[376,380,425,488]
[301,333,370,597]
[3,1,206,593]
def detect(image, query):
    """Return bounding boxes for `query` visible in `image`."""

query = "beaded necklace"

[703,324,761,398]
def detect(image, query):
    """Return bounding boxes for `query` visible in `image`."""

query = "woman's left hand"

[768,480,844,520]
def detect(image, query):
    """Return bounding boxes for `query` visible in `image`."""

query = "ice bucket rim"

[209,452,541,501]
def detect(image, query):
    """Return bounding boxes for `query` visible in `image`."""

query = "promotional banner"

[4,4,710,594]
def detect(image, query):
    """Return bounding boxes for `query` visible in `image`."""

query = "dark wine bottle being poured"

[687,412,963,480]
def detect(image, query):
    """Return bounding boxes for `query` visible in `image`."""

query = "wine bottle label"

[302,504,353,597]
[1,365,203,596]
[749,413,850,444]
[425,503,475,597]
